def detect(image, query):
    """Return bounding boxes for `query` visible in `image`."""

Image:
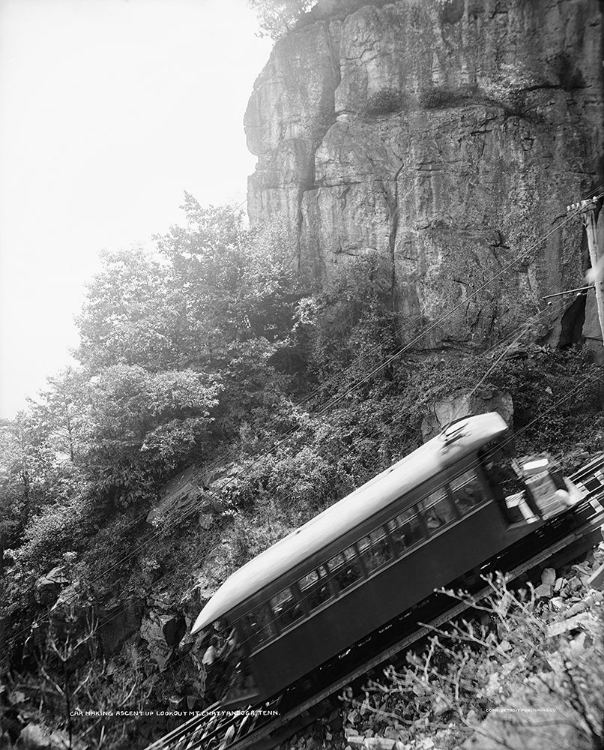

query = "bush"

[15,494,95,574]
[342,576,604,749]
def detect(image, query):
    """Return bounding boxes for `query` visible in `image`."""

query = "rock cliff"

[245,0,604,351]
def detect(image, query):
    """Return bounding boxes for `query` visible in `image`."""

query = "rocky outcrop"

[97,598,145,656]
[34,566,70,606]
[246,0,604,350]
[16,723,87,750]
[420,388,514,441]
[146,465,206,525]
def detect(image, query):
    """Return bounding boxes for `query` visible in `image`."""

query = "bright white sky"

[0,0,272,418]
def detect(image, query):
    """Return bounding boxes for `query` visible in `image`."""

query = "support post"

[567,198,604,351]
[582,202,604,350]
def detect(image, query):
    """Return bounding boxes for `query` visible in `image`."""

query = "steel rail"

[146,457,604,750]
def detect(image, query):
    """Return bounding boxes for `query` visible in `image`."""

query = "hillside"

[1,2,604,749]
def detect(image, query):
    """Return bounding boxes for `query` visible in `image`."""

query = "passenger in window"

[248,606,275,646]
[428,495,457,527]
[454,480,482,512]
[336,562,362,590]
[390,516,423,552]
[303,568,332,610]
[222,629,238,657]
[403,516,423,544]
[366,539,391,571]
[279,599,303,627]
[425,509,443,531]
[308,582,331,609]
[389,525,406,554]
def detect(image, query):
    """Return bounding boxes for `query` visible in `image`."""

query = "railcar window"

[270,588,304,630]
[420,488,457,532]
[387,509,425,555]
[244,604,277,649]
[451,470,484,513]
[358,526,393,574]
[327,546,364,592]
[299,566,333,611]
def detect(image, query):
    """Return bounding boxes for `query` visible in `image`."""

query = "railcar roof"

[192,412,507,633]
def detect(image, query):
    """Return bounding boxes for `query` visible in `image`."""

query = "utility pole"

[567,197,604,351]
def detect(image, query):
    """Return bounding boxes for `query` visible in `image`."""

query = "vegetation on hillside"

[1,195,603,748]
[339,573,604,750]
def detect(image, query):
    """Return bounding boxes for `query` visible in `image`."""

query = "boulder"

[534,583,553,599]
[162,614,186,648]
[146,465,207,525]
[140,612,185,671]
[34,567,70,606]
[421,390,513,441]
[587,562,604,590]
[16,724,86,750]
[97,599,144,656]
[540,568,556,586]
[16,724,51,750]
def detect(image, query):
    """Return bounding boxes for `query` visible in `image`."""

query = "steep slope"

[245,0,604,350]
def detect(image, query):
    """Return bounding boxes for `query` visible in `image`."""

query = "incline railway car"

[192,413,579,708]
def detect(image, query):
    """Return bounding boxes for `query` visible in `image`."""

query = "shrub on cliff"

[248,0,315,39]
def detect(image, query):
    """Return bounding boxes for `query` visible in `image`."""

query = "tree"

[75,247,178,373]
[248,0,315,39]
[291,252,400,391]
[0,410,79,532]
[77,198,301,377]
[82,365,222,505]
[155,196,301,365]
[26,368,89,464]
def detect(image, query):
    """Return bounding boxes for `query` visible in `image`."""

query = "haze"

[0,0,271,417]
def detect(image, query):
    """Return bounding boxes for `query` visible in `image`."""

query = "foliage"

[77,199,300,376]
[342,576,604,749]
[248,0,315,39]
[2,190,604,750]
[82,365,221,505]
[75,248,173,372]
[5,604,152,750]
[14,495,95,574]
[0,401,87,545]
[292,252,399,389]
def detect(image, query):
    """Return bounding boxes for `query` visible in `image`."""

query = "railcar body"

[193,413,576,707]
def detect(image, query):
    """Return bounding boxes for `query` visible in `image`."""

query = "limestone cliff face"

[245,0,604,350]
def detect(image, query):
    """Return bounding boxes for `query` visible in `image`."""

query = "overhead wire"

[6,189,602,677]
[137,303,601,677]
[17,195,601,634]
[150,187,604,663]
[145,358,604,750]
[134,181,604,748]
[187,357,602,662]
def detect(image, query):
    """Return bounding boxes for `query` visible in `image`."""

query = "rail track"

[145,454,604,750]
